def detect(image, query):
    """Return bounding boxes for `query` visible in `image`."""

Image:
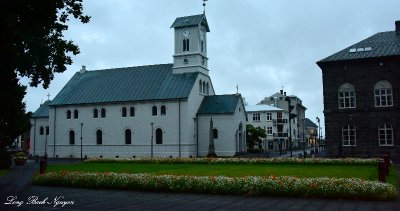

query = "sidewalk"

[0,159,399,210]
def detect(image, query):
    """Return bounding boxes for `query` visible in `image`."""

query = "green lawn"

[47,163,397,185]
[0,169,8,177]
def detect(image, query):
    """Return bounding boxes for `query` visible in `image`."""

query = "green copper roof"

[50,64,198,106]
[171,14,210,32]
[197,94,241,115]
[32,100,51,118]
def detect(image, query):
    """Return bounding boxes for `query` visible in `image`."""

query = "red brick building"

[317,20,400,161]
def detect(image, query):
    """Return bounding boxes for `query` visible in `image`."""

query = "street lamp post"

[80,123,83,161]
[316,117,320,153]
[44,127,48,158]
[302,119,306,158]
[150,122,154,158]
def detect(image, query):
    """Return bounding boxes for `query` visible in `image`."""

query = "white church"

[30,13,247,158]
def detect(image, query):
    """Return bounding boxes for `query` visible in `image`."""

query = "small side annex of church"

[30,14,247,158]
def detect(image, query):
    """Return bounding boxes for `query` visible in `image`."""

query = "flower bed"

[33,171,397,200]
[85,157,379,166]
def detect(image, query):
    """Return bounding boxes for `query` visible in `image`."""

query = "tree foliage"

[0,0,90,148]
[246,124,266,150]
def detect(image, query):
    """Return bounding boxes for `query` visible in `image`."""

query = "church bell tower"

[170,14,210,75]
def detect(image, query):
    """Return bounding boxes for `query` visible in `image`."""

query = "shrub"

[0,149,12,169]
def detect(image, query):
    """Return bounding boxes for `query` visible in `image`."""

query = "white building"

[246,105,289,153]
[258,90,307,148]
[30,14,246,158]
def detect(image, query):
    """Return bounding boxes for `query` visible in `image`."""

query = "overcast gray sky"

[22,0,400,135]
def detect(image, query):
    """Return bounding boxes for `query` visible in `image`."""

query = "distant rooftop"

[170,14,210,32]
[246,105,283,112]
[32,100,51,118]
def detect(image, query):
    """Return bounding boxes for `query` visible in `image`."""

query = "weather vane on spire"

[203,0,208,14]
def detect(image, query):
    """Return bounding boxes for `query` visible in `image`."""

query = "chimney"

[396,20,400,34]
[280,90,283,95]
[80,65,86,74]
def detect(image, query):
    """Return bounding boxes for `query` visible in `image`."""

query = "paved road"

[0,160,399,210]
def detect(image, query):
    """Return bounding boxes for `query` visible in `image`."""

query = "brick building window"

[379,123,393,146]
[338,83,356,109]
[252,113,260,122]
[374,80,393,107]
[342,124,356,146]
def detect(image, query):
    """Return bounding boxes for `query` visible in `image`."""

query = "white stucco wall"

[30,117,50,157]
[197,97,246,157]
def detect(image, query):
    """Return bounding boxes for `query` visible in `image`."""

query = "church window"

[183,58,188,64]
[183,39,189,51]
[122,107,127,117]
[374,80,393,107]
[342,124,356,146]
[156,128,163,144]
[93,109,98,118]
[161,105,166,115]
[379,123,393,146]
[338,83,356,109]
[125,129,132,144]
[152,106,157,116]
[96,129,103,145]
[130,107,135,117]
[69,130,75,145]
[67,110,71,119]
[101,108,106,118]
[201,40,204,53]
[252,113,260,122]
[206,83,209,95]
[74,110,78,119]
[46,126,49,135]
[202,81,206,93]
[199,80,202,93]
[213,128,218,139]
[40,127,44,135]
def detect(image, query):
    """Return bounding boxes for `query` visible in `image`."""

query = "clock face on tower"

[183,30,190,38]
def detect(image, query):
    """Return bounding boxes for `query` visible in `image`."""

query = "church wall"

[46,100,197,158]
[197,97,246,157]
[29,117,49,157]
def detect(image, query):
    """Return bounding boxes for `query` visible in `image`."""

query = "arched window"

[374,80,393,107]
[206,82,209,95]
[101,108,106,118]
[122,107,127,117]
[379,123,393,146]
[125,129,132,144]
[161,105,166,115]
[67,110,71,119]
[202,81,206,93]
[74,110,78,119]
[130,107,135,117]
[96,129,103,145]
[39,127,44,135]
[152,106,157,116]
[183,39,189,51]
[69,130,75,145]
[338,83,356,109]
[342,125,356,146]
[199,80,202,93]
[156,128,163,144]
[201,40,204,52]
[93,109,98,118]
[213,128,218,139]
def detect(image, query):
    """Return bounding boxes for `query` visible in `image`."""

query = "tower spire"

[203,0,207,14]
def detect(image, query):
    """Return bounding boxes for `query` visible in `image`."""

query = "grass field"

[47,163,398,185]
[0,169,8,177]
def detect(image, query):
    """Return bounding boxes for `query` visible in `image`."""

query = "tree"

[246,124,266,151]
[0,0,90,148]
